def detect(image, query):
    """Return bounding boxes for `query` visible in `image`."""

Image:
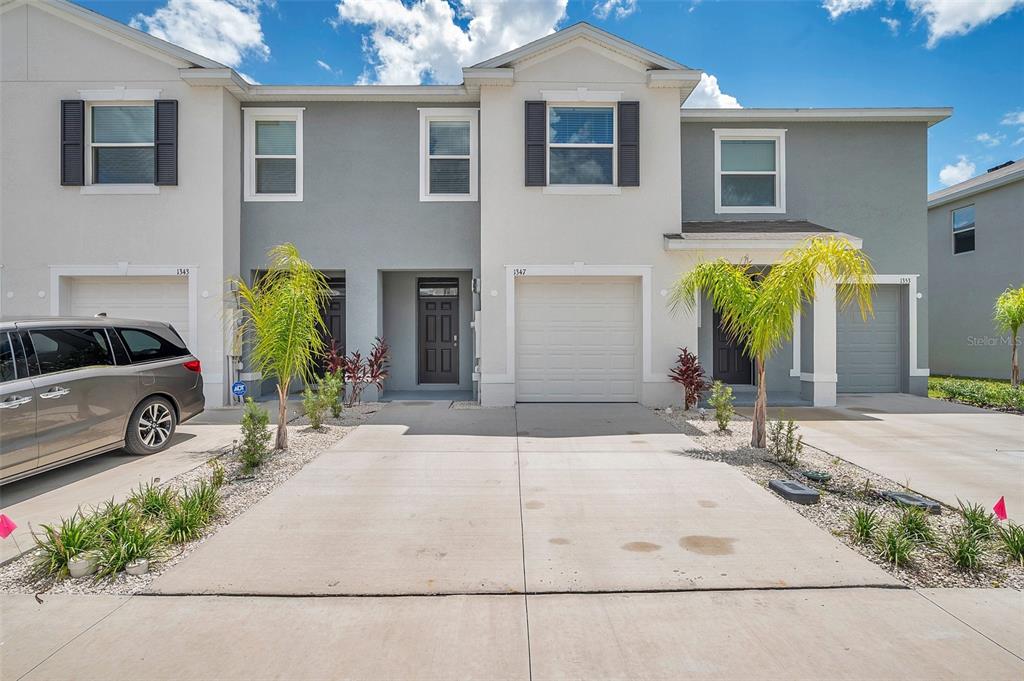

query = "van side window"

[28,328,114,375]
[0,334,14,383]
[116,327,189,363]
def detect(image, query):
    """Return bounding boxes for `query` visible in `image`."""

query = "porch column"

[345,265,382,401]
[807,278,838,407]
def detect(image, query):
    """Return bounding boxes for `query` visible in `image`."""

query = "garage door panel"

[837,285,900,393]
[516,277,641,402]
[67,276,190,341]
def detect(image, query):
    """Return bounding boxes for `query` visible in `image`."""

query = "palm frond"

[669,260,758,345]
[994,286,1024,333]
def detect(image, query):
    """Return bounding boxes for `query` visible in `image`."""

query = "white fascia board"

[240,85,474,103]
[664,232,863,251]
[462,68,515,87]
[680,108,953,128]
[927,166,1024,208]
[647,69,703,87]
[179,68,251,96]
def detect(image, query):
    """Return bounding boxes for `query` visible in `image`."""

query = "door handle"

[39,387,70,399]
[0,396,32,409]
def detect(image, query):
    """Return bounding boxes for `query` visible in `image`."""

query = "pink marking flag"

[993,496,1008,522]
[0,514,17,539]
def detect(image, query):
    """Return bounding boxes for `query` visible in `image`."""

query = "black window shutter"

[60,100,85,186]
[154,99,178,186]
[525,100,546,186]
[618,101,639,187]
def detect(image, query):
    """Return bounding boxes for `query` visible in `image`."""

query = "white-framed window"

[418,108,478,202]
[548,104,615,186]
[87,103,155,185]
[951,204,975,254]
[244,107,304,202]
[714,128,786,213]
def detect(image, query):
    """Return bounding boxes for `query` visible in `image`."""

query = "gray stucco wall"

[927,180,1024,379]
[682,121,931,395]
[241,102,481,394]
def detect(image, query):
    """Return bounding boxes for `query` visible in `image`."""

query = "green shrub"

[32,511,103,578]
[875,523,914,567]
[95,499,139,535]
[942,527,985,572]
[707,381,735,432]
[96,516,166,578]
[302,384,326,429]
[239,397,272,473]
[848,507,880,543]
[128,482,177,519]
[187,480,222,520]
[932,377,1024,411]
[767,415,803,466]
[958,499,997,540]
[321,370,344,419]
[997,523,1024,567]
[164,495,208,544]
[208,459,226,489]
[895,506,937,546]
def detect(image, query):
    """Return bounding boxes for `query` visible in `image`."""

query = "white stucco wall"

[0,3,239,404]
[477,41,691,406]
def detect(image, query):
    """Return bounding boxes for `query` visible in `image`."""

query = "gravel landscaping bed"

[655,408,1024,590]
[0,406,380,596]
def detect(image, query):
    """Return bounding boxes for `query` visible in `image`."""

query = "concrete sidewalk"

[746,394,1024,520]
[3,588,1021,680]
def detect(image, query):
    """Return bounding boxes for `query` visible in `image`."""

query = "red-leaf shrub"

[668,347,708,410]
[323,338,344,375]
[341,337,391,405]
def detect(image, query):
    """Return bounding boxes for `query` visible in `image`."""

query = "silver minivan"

[0,317,204,485]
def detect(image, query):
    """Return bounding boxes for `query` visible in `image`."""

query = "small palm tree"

[670,236,875,448]
[994,286,1024,387]
[233,244,330,450]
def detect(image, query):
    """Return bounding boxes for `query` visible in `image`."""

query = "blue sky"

[82,0,1024,192]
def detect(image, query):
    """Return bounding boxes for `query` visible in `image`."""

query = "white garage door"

[67,276,190,342]
[836,284,901,393]
[516,277,641,402]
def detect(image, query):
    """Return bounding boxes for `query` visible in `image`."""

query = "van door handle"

[40,387,70,399]
[0,396,32,409]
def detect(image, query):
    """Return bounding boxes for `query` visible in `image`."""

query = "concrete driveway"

[3,402,1022,680]
[749,394,1023,521]
[0,424,240,563]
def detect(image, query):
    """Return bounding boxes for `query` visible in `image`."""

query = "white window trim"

[547,102,617,188]
[84,101,157,192]
[418,108,479,202]
[951,204,975,255]
[243,107,304,202]
[713,128,786,214]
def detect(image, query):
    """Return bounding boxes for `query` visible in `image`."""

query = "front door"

[317,278,345,376]
[712,310,753,384]
[418,278,459,384]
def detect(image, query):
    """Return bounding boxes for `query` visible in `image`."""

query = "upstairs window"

[244,108,304,201]
[419,108,478,202]
[548,105,615,185]
[89,104,154,184]
[952,204,975,254]
[714,129,786,213]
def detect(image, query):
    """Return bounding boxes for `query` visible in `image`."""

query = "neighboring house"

[1,0,950,408]
[927,159,1024,380]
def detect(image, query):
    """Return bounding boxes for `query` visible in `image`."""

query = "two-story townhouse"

[927,159,1024,380]
[1,0,243,406]
[2,1,950,409]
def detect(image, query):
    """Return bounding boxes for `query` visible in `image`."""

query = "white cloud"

[822,0,874,20]
[1013,137,1024,147]
[976,132,1004,147]
[317,59,332,72]
[682,73,742,109]
[822,0,1024,46]
[593,0,637,20]
[880,16,900,34]
[938,155,977,186]
[130,0,269,67]
[332,0,568,85]
[1001,111,1024,126]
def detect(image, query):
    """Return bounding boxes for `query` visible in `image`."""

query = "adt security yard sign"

[231,381,247,398]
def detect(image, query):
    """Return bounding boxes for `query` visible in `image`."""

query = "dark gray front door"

[418,279,459,384]
[712,310,753,384]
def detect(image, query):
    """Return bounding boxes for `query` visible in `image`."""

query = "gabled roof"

[470,22,692,71]
[928,158,1024,208]
[1,0,228,70]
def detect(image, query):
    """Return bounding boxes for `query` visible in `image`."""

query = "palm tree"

[233,243,330,450]
[994,286,1024,387]
[669,236,875,448]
